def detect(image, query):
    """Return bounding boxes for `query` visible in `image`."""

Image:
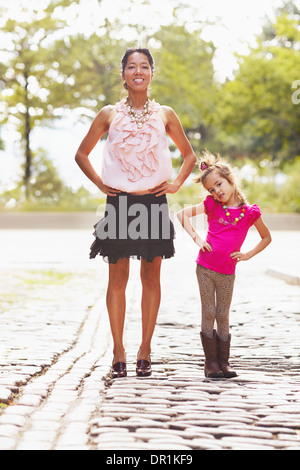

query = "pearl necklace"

[222,204,246,225]
[126,99,150,128]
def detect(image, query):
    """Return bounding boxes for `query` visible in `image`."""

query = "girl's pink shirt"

[101,99,172,192]
[196,195,261,275]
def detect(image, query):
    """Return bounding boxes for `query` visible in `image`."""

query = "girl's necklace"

[222,204,246,225]
[126,98,150,128]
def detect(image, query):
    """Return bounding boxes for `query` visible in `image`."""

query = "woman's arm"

[75,106,121,196]
[230,217,272,262]
[177,203,212,252]
[151,106,197,196]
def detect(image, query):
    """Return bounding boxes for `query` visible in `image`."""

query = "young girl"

[177,151,271,378]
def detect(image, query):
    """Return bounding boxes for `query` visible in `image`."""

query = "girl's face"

[203,170,236,206]
[122,52,153,92]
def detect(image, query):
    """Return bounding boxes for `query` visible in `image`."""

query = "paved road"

[0,227,299,450]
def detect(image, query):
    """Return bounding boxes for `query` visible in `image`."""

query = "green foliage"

[0,14,67,130]
[1,0,300,213]
[215,6,300,164]
[170,157,300,213]
[151,24,216,136]
[48,25,128,115]
[21,270,73,286]
[28,149,64,203]
[279,157,300,212]
[0,148,105,211]
[0,2,69,197]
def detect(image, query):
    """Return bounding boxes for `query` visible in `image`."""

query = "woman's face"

[122,52,153,92]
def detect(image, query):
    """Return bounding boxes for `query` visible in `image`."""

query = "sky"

[0,0,291,194]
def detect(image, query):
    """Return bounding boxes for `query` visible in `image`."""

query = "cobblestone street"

[0,225,299,451]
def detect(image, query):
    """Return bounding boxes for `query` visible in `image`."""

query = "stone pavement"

[0,226,299,451]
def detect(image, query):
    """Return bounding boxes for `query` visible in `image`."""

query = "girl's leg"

[138,256,162,361]
[106,258,130,364]
[215,273,235,341]
[215,273,237,378]
[196,264,216,338]
[196,265,223,378]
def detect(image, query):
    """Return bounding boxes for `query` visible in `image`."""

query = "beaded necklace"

[222,204,246,225]
[126,98,150,128]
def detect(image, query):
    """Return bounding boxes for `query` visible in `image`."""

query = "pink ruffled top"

[101,99,172,192]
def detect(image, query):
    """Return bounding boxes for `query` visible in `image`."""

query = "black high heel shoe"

[136,355,152,377]
[111,360,127,379]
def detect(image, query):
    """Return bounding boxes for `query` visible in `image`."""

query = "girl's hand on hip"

[198,240,213,252]
[230,251,251,262]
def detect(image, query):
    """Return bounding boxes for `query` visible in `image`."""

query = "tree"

[0,4,68,198]
[215,4,300,165]
[0,0,92,199]
[49,20,129,116]
[150,23,217,155]
[29,149,65,204]
[0,148,65,209]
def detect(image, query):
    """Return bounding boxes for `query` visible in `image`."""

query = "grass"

[20,270,73,286]
[0,269,75,314]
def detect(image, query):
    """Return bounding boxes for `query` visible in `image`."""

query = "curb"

[266,269,300,286]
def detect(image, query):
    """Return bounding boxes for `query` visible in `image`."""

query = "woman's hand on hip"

[97,180,121,196]
[150,181,180,197]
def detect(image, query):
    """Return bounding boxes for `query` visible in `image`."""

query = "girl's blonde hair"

[194,150,247,206]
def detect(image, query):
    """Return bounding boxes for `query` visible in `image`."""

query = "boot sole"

[205,371,224,379]
[223,372,238,378]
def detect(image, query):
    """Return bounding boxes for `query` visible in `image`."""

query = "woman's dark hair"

[121,48,155,73]
[121,48,155,89]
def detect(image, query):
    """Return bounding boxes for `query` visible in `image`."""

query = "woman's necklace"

[222,204,246,225]
[126,98,150,128]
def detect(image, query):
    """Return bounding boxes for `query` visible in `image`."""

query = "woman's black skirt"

[89,192,175,264]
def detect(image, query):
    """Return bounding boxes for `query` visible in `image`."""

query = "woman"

[75,48,196,378]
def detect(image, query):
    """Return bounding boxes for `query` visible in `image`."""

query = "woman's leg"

[138,256,162,361]
[106,258,130,364]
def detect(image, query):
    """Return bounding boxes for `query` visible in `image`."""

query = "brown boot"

[217,334,237,378]
[200,330,224,378]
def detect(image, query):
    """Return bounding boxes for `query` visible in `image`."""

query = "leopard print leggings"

[196,264,235,341]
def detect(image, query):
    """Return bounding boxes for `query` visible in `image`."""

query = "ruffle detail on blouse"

[110,100,163,182]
